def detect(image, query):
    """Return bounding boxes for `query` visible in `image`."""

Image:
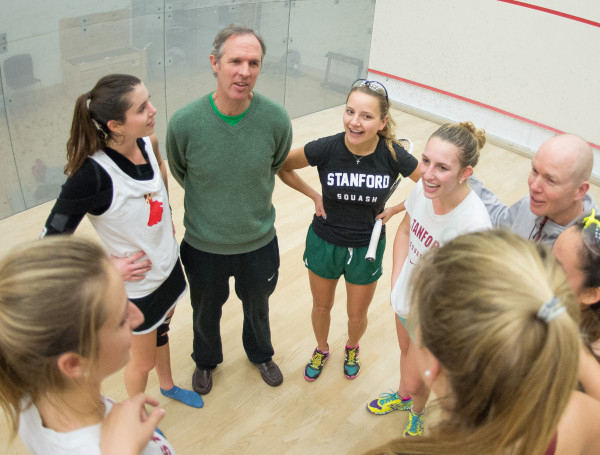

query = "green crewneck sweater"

[166,92,292,254]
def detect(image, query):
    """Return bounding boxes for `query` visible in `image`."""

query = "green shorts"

[303,225,385,285]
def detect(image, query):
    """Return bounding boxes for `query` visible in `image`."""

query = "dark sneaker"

[304,347,330,382]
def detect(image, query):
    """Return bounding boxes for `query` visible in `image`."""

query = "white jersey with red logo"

[89,137,178,298]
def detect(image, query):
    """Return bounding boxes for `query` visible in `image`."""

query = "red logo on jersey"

[145,193,163,226]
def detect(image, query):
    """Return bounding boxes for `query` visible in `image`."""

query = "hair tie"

[91,118,107,139]
[537,296,566,322]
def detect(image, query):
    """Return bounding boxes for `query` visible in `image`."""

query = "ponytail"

[380,115,401,160]
[64,74,141,176]
[65,92,104,176]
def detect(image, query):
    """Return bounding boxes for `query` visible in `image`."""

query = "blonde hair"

[0,236,110,436]
[347,85,402,160]
[368,230,579,455]
[430,121,486,169]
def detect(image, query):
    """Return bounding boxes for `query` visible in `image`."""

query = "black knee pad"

[156,316,172,347]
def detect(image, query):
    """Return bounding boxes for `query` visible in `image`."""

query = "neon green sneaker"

[403,409,425,436]
[366,391,413,415]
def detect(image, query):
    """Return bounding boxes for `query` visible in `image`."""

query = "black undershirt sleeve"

[43,139,154,236]
[43,159,113,235]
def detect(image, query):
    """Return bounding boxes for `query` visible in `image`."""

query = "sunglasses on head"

[581,209,600,256]
[351,79,389,103]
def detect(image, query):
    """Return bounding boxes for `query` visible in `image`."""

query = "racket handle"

[365,219,383,262]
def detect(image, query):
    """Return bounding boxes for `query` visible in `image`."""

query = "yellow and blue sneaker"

[403,409,425,436]
[366,391,413,415]
[344,345,361,379]
[304,347,330,382]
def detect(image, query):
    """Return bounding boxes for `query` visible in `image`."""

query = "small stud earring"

[424,370,431,378]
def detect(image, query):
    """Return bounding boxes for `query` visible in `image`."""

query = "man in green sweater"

[166,24,292,395]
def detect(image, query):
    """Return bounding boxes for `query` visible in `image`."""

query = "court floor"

[1,104,598,455]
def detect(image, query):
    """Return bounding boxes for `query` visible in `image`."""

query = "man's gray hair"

[211,24,267,64]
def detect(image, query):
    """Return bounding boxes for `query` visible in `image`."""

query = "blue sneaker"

[403,409,425,436]
[304,347,330,381]
[344,345,360,379]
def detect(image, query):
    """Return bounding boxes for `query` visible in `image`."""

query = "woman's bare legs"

[345,280,378,347]
[308,270,338,352]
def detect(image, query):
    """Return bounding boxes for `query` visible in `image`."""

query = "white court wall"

[368,0,600,179]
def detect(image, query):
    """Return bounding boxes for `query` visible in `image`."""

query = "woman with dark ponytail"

[42,74,202,409]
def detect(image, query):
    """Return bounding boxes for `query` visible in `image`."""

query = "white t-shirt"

[19,396,175,455]
[391,181,492,317]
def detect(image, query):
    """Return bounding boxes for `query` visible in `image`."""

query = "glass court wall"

[0,0,376,220]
